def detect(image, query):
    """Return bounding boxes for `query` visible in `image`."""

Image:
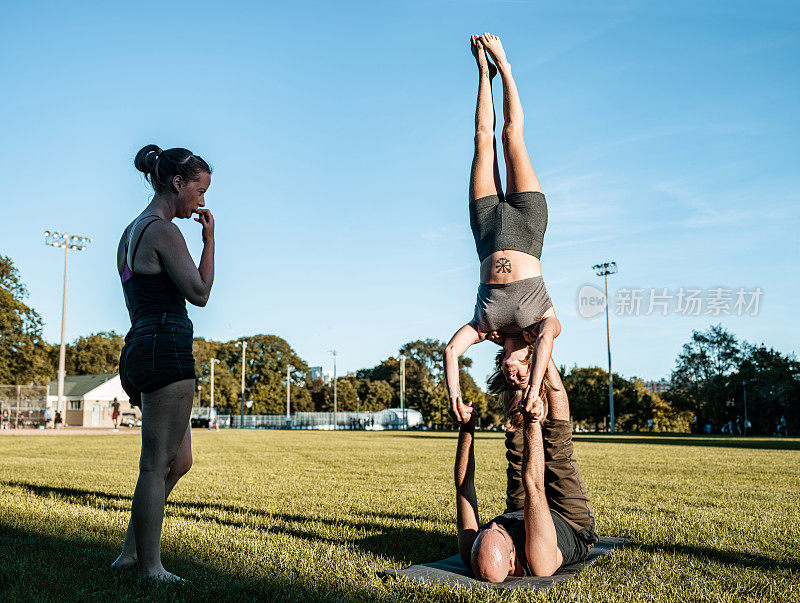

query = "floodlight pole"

[237,340,247,428]
[286,365,291,422]
[742,380,748,436]
[210,358,219,428]
[210,358,219,412]
[44,231,91,419]
[57,244,68,417]
[399,355,406,430]
[593,261,617,433]
[329,349,337,430]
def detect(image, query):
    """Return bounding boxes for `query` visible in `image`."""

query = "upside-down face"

[502,351,531,390]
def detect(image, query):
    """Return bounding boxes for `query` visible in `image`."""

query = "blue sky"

[1,0,798,387]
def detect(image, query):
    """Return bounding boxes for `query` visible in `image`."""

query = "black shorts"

[552,510,589,567]
[119,313,195,408]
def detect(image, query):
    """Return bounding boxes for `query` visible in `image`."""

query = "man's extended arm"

[520,316,561,414]
[455,415,480,567]
[521,411,563,576]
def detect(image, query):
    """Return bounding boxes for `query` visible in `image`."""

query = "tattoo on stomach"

[496,257,512,274]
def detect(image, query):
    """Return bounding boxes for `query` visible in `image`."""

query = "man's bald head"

[470,524,514,583]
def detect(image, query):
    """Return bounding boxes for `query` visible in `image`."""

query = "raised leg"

[480,33,541,195]
[128,380,194,580]
[469,35,503,202]
[113,423,193,570]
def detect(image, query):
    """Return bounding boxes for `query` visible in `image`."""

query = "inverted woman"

[112,145,215,581]
[445,33,560,422]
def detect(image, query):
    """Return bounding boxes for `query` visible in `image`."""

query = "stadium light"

[399,355,406,430]
[210,358,220,412]
[592,261,617,433]
[285,365,293,426]
[210,358,220,430]
[236,340,247,428]
[44,230,92,419]
[328,349,337,430]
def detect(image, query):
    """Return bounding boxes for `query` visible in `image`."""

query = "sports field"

[0,430,797,601]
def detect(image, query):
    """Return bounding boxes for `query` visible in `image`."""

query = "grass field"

[0,430,798,602]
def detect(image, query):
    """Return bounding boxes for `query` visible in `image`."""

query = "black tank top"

[121,216,188,322]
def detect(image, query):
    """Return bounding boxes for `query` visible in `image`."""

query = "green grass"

[0,431,798,602]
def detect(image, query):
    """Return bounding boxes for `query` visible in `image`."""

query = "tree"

[357,340,490,426]
[63,332,124,375]
[357,379,393,411]
[0,256,52,384]
[671,324,741,428]
[308,377,334,412]
[563,366,691,432]
[334,376,360,411]
[563,366,610,429]
[193,338,239,411]
[736,343,800,435]
[217,334,309,414]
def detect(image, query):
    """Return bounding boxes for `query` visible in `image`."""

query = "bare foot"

[480,33,508,67]
[111,553,137,570]
[471,34,496,79]
[139,568,184,582]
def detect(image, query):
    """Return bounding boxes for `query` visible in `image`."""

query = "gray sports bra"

[469,191,547,262]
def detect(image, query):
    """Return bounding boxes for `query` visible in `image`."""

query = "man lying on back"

[452,362,598,581]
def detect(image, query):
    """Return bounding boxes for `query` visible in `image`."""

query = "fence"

[0,385,50,429]
[205,408,424,430]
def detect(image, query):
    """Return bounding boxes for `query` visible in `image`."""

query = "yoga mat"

[380,536,628,590]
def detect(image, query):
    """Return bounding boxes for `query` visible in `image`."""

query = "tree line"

[2,255,797,433]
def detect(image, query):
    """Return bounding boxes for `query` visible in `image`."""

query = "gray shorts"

[473,276,553,333]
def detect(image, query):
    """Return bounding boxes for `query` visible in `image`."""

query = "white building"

[47,373,139,427]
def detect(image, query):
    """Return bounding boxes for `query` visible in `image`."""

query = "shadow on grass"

[0,522,403,601]
[572,435,800,451]
[351,432,800,451]
[1,480,455,566]
[635,542,800,573]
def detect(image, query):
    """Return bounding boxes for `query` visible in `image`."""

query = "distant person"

[1,409,8,430]
[54,411,63,429]
[452,357,598,582]
[111,398,121,431]
[113,144,215,581]
[44,407,52,429]
[445,34,560,445]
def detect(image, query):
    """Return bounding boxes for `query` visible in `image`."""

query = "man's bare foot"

[111,553,137,570]
[139,568,184,582]
[480,33,508,68]
[471,34,496,79]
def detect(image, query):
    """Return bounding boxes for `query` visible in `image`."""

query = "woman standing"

[112,145,215,581]
[445,34,560,424]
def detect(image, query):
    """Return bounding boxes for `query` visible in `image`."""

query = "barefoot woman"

[445,33,560,423]
[113,145,215,580]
